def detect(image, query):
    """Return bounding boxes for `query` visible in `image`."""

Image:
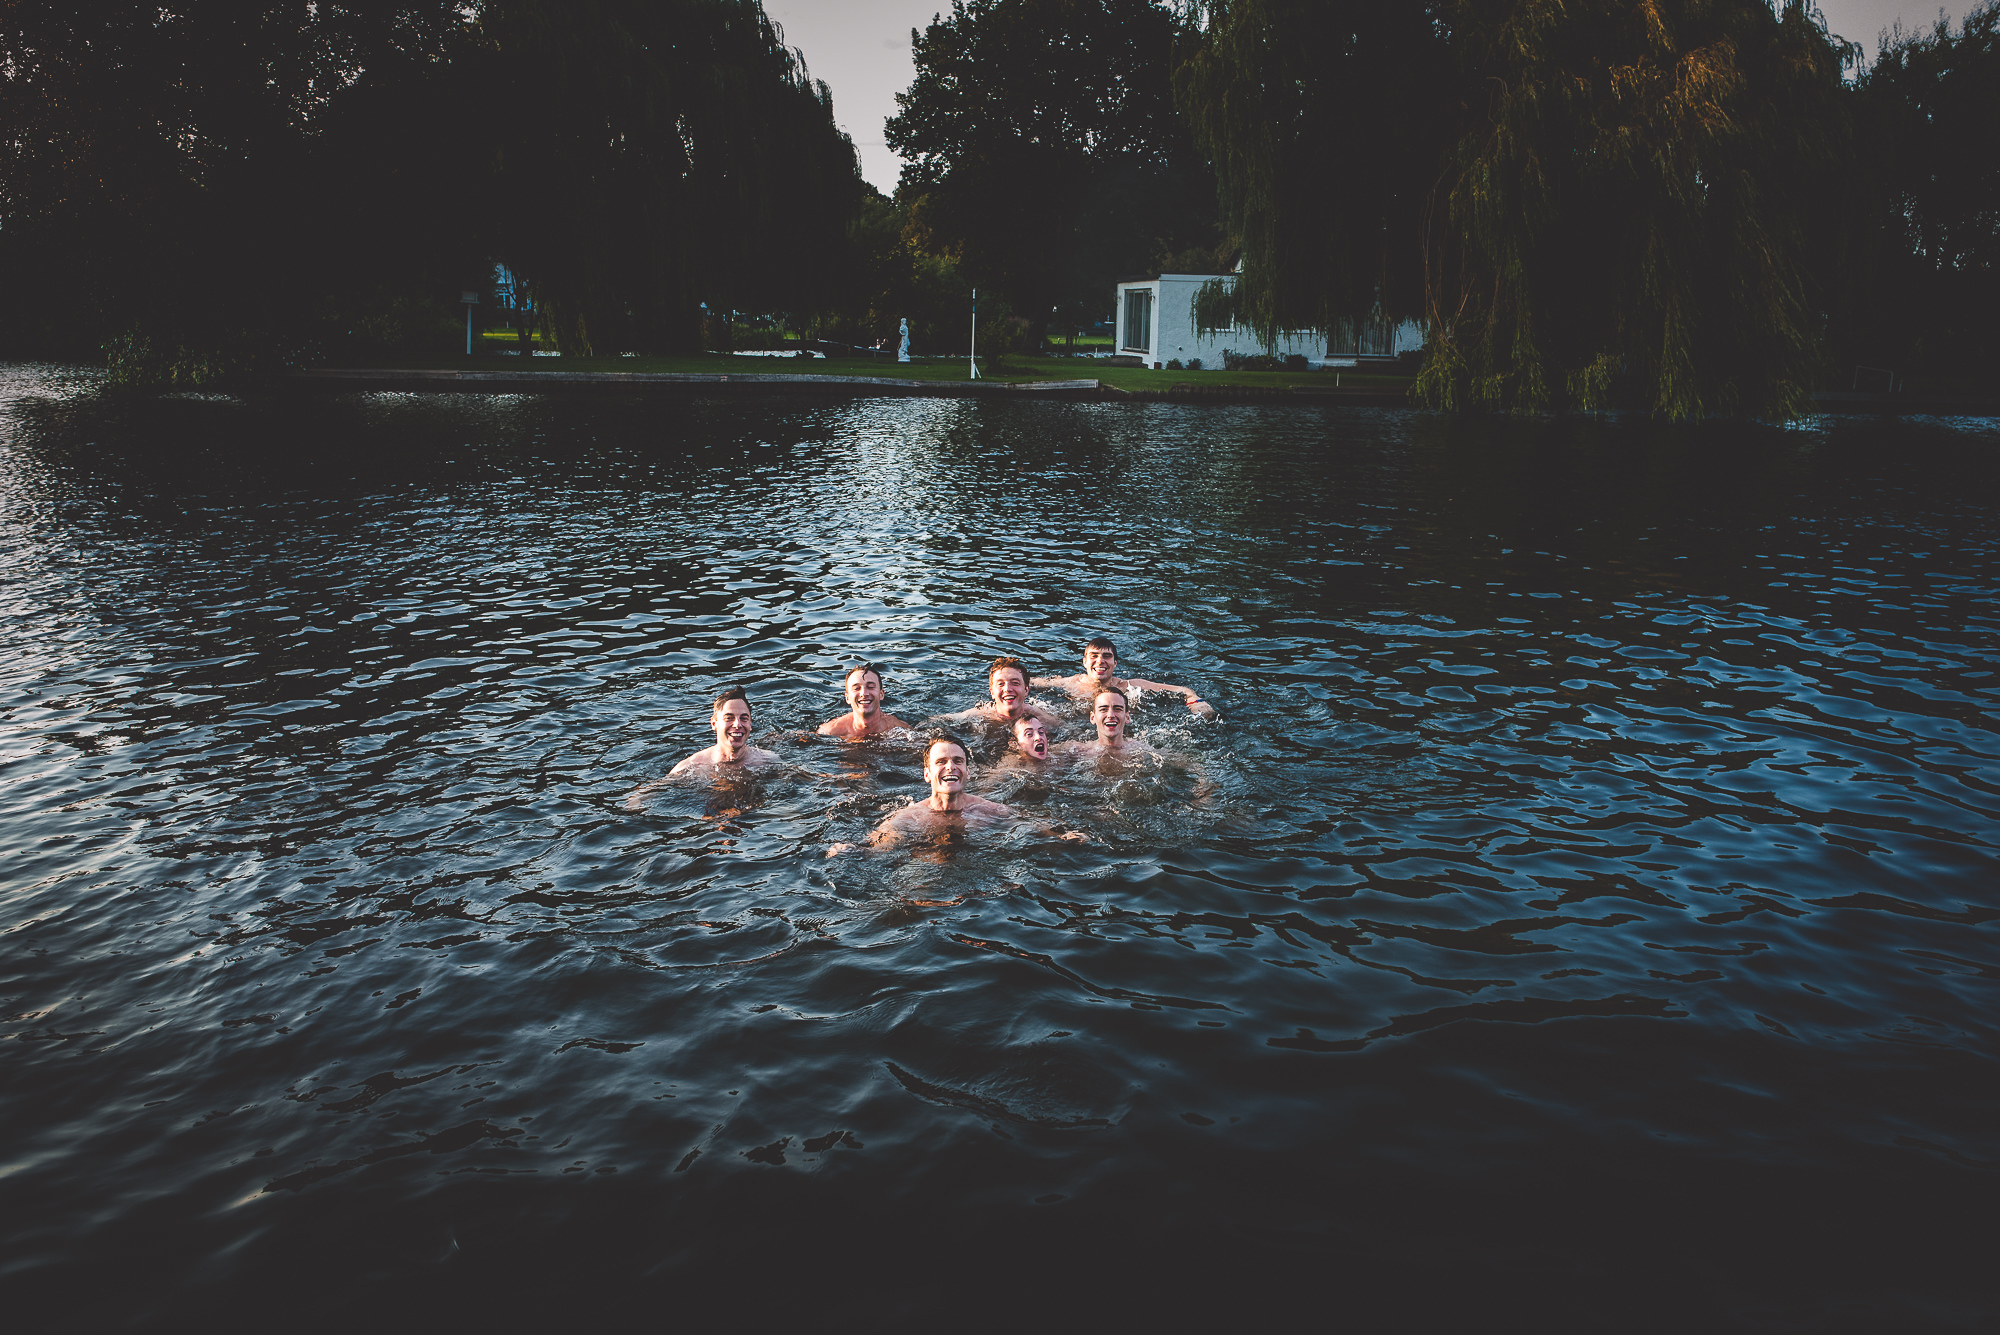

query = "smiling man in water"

[624,685,779,809]
[828,733,1085,854]
[1035,637,1216,718]
[668,686,780,775]
[940,655,1057,728]
[817,663,911,739]
[1055,686,1157,759]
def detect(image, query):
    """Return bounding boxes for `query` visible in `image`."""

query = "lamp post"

[461,291,479,356]
[969,289,980,380]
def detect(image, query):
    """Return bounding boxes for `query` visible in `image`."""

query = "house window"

[1328,312,1393,356]
[1122,289,1152,352]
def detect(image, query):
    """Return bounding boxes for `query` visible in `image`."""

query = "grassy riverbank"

[342,350,1417,394]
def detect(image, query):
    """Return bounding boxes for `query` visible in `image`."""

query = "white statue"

[898,318,911,363]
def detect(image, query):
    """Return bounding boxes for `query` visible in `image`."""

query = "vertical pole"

[969,289,979,380]
[466,304,473,356]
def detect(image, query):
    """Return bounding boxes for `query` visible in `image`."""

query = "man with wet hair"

[668,686,780,775]
[939,654,1057,727]
[828,732,1085,854]
[624,686,779,808]
[818,662,911,739]
[1008,714,1053,765]
[1055,685,1157,759]
[1035,637,1216,718]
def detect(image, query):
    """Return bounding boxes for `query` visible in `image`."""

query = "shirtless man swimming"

[939,655,1057,728]
[669,686,780,775]
[817,663,911,739]
[828,733,1084,854]
[624,686,778,808]
[1008,715,1053,765]
[1034,637,1216,718]
[1054,686,1157,760]
[985,716,1054,788]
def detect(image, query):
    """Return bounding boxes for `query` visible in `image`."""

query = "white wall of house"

[1113,273,1423,369]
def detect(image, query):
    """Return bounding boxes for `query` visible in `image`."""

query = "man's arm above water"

[1031,819,1092,844]
[1122,676,1218,718]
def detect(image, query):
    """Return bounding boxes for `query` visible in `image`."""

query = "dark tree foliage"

[0,0,863,373]
[820,188,972,354]
[1176,0,1855,420]
[887,0,1221,347]
[0,1,483,371]
[1173,0,1453,343]
[1847,1,2000,387]
[1422,0,1853,420]
[485,0,864,355]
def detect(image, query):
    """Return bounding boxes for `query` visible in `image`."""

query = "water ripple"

[3,371,1998,1324]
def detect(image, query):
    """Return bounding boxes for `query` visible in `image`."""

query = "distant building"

[493,263,532,322]
[1113,271,1423,369]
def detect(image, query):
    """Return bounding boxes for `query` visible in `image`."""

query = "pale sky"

[763,0,943,195]
[765,0,1979,195]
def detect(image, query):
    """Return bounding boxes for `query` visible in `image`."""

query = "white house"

[1113,272,1424,369]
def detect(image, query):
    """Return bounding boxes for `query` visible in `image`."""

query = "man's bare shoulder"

[671,746,779,775]
[961,794,1013,820]
[879,799,933,828]
[817,716,853,736]
[667,748,716,776]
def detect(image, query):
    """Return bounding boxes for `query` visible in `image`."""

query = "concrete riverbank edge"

[290,367,1418,408]
[289,368,1995,414]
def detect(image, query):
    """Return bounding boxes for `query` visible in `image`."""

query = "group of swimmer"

[631,637,1216,854]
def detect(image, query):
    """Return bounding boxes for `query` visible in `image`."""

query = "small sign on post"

[461,291,479,356]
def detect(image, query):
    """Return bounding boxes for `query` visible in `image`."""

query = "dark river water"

[2,364,1997,1331]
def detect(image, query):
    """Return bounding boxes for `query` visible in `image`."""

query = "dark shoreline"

[287,368,1997,414]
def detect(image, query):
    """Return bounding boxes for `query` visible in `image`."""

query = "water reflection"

[2,366,1997,1326]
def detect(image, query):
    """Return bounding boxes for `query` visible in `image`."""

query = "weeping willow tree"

[1845,1,2000,385]
[1177,0,1855,418]
[0,1,485,371]
[1421,0,1855,419]
[484,0,862,355]
[1173,1,1453,344]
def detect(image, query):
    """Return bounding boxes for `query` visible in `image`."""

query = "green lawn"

[345,349,1415,394]
[478,328,555,351]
